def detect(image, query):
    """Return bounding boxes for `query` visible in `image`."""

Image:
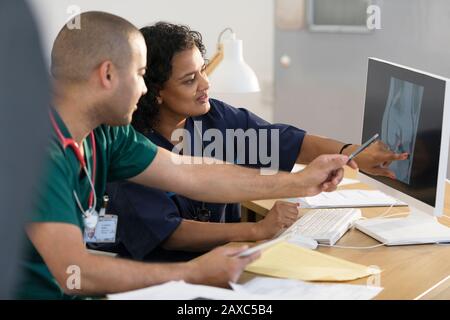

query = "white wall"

[274,0,450,176]
[27,0,274,121]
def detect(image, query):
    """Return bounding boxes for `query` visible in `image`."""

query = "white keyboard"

[281,208,362,246]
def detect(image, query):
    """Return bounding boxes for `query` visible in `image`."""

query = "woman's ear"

[155,85,164,104]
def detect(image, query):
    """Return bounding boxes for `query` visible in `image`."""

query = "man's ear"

[98,61,114,89]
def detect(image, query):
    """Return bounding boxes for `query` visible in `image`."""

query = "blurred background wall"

[28,0,450,176]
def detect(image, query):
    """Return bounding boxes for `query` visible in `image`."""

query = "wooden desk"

[240,168,450,300]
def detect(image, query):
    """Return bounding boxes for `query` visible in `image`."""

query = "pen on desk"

[347,133,380,163]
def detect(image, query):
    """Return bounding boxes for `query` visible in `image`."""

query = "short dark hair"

[51,11,140,82]
[132,22,206,135]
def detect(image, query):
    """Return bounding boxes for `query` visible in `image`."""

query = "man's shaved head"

[51,11,142,82]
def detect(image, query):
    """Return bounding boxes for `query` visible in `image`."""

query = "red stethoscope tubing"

[49,112,97,208]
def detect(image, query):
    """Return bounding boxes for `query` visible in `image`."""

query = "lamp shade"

[208,35,260,93]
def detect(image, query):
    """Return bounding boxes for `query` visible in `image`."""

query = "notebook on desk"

[290,190,407,209]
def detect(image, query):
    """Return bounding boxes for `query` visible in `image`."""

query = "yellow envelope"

[245,241,380,281]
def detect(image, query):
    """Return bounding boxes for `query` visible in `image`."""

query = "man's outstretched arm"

[130,147,354,203]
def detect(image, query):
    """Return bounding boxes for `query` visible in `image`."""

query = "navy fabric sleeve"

[105,181,182,260]
[205,99,306,172]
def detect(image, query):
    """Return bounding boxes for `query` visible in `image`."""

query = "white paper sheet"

[107,281,258,300]
[293,189,407,208]
[108,277,382,300]
[231,277,383,300]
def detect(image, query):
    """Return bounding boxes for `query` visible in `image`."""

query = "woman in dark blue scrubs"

[102,22,408,262]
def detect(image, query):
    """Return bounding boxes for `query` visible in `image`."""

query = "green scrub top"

[15,110,158,299]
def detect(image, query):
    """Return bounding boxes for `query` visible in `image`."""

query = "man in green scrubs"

[17,11,354,299]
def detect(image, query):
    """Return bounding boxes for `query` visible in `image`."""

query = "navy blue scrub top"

[100,99,306,261]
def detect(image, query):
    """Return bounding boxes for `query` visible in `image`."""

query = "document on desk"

[293,189,407,208]
[108,278,382,300]
[245,241,381,281]
[231,277,383,300]
[107,280,260,300]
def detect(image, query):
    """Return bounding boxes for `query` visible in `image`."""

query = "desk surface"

[240,168,450,300]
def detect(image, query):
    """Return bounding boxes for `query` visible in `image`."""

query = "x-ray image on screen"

[381,77,424,184]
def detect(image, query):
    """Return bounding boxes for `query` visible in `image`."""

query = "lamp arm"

[205,44,223,75]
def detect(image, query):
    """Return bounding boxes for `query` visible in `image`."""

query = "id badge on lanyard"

[84,195,118,244]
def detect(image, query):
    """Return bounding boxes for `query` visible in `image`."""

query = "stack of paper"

[108,277,382,300]
[245,241,380,281]
[232,277,382,300]
[108,281,256,300]
[293,189,407,208]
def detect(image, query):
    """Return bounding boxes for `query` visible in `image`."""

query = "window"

[307,0,373,33]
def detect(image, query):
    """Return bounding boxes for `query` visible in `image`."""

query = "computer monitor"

[355,58,450,245]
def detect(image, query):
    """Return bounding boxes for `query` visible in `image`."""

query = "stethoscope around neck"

[49,111,99,229]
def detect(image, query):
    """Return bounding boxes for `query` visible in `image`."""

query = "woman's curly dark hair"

[132,22,206,135]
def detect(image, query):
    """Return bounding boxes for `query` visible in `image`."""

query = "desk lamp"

[205,28,260,93]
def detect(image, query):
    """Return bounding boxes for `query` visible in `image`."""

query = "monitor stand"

[354,207,450,245]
